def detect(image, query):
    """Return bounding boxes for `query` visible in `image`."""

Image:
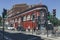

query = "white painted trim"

[9,7,47,18]
[17,7,47,16]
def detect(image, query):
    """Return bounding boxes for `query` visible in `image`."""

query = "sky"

[0,0,60,19]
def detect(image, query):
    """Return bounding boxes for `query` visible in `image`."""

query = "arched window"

[31,14,35,21]
[23,16,26,21]
[18,18,21,23]
[27,15,30,20]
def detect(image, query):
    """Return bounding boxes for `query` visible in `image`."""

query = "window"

[23,16,26,21]
[18,18,21,23]
[31,16,32,20]
[40,19,45,24]
[8,14,12,17]
[27,15,30,20]
[17,11,20,13]
[40,11,45,20]
[21,17,23,22]
[40,11,44,16]
[15,18,17,22]
[31,14,35,21]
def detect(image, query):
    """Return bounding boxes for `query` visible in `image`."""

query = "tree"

[52,17,58,26]
[57,20,60,26]
[48,13,58,26]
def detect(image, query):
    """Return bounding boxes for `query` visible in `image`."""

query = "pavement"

[4,30,60,40]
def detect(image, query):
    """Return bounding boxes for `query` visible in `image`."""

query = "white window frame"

[15,18,17,22]
[31,16,32,20]
[31,14,35,20]
[27,15,30,20]
[23,16,26,21]
[18,18,21,23]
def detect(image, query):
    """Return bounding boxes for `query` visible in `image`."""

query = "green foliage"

[47,15,51,20]
[48,14,59,26]
[52,18,58,26]
[58,20,60,26]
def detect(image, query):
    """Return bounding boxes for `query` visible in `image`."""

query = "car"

[7,27,15,30]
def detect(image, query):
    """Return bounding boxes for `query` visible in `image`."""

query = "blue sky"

[0,0,60,19]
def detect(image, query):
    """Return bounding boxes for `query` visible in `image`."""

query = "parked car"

[7,27,15,30]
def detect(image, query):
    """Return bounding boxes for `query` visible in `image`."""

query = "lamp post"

[46,12,49,37]
[2,15,4,40]
[2,8,7,39]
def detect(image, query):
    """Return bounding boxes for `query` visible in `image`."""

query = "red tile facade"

[7,4,48,31]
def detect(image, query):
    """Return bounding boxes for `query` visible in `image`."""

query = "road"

[0,33,6,40]
[0,30,44,40]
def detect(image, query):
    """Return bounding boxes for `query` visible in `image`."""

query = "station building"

[7,4,48,31]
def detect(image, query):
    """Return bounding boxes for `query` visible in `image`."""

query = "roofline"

[8,5,48,18]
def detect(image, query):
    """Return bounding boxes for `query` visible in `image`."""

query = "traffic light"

[47,12,50,20]
[53,9,56,17]
[2,8,7,18]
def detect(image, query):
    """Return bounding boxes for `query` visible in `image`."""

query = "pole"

[46,19,49,37]
[47,29,48,37]
[2,15,4,40]
[32,21,33,34]
[45,22,48,37]
[2,8,7,40]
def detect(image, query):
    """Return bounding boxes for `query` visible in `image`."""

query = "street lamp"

[2,8,7,40]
